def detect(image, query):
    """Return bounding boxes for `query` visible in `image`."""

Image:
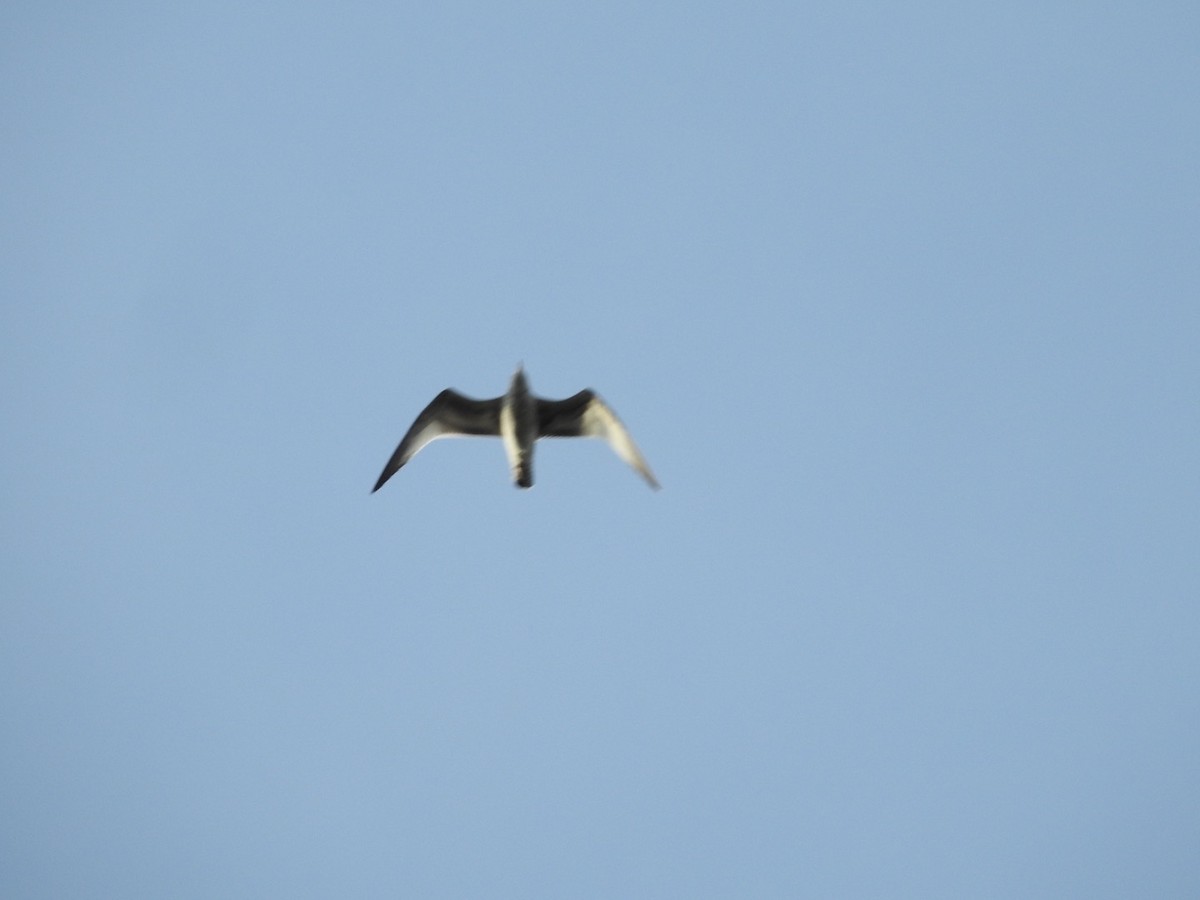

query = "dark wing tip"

[372,462,400,493]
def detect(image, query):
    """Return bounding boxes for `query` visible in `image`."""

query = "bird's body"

[372,365,659,492]
[499,366,539,487]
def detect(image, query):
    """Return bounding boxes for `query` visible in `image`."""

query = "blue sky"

[3,2,1198,897]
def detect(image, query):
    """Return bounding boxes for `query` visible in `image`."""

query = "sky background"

[3,2,1198,897]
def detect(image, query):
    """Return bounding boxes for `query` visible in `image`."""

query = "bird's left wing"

[537,390,660,489]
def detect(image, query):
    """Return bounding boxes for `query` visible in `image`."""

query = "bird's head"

[510,362,528,392]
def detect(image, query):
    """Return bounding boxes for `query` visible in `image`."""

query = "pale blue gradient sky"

[3,3,1198,897]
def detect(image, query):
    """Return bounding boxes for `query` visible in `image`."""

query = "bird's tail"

[515,459,533,489]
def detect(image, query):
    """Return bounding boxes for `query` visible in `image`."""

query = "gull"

[372,365,659,492]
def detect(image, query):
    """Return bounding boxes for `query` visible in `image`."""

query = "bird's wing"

[372,389,502,492]
[537,390,660,489]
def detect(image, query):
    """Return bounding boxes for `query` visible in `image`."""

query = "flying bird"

[372,365,659,492]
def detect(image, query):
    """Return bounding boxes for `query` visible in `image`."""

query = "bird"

[372,365,659,492]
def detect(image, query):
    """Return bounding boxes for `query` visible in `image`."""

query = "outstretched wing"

[537,390,660,489]
[372,389,502,492]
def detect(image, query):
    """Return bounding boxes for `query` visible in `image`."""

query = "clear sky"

[3,2,1198,897]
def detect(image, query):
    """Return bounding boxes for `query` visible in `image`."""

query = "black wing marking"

[536,389,595,437]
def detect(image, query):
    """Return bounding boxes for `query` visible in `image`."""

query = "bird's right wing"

[372,390,501,492]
